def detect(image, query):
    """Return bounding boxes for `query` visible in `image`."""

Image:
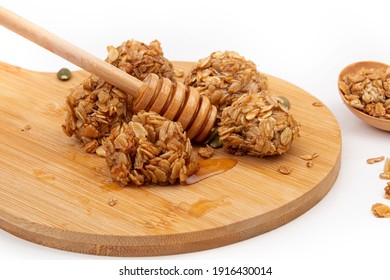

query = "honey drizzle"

[186,158,238,185]
[187,197,231,218]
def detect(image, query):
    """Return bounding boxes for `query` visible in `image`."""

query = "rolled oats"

[384,157,390,174]
[218,91,300,157]
[384,182,390,199]
[198,145,214,159]
[102,111,198,186]
[95,146,106,157]
[108,196,118,206]
[339,67,390,119]
[62,40,175,153]
[184,51,268,118]
[312,101,324,107]
[312,153,320,159]
[379,158,390,179]
[380,173,390,179]
[278,165,292,175]
[21,124,31,132]
[174,69,185,78]
[366,156,385,164]
[300,153,319,161]
[372,203,390,218]
[299,155,312,160]
[302,153,319,168]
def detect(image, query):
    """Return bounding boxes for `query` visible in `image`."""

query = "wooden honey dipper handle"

[0,6,217,142]
[0,6,144,95]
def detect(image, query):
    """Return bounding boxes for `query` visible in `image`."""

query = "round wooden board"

[0,61,341,256]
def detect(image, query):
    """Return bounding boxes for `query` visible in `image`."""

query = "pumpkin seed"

[57,68,72,81]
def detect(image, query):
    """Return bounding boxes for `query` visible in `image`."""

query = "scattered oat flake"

[299,154,312,160]
[366,156,385,164]
[380,173,390,180]
[108,196,118,207]
[384,184,390,199]
[372,203,390,218]
[306,160,313,168]
[174,69,185,78]
[312,153,320,159]
[384,158,390,174]
[278,165,292,175]
[21,124,31,131]
[300,153,319,161]
[312,101,324,107]
[198,145,214,159]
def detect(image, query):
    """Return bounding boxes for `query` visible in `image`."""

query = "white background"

[0,0,389,279]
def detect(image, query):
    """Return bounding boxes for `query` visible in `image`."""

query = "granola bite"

[62,75,132,153]
[62,40,175,153]
[218,91,300,157]
[102,111,198,186]
[338,67,390,119]
[184,51,268,117]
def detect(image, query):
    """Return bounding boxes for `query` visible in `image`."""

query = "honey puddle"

[143,196,231,230]
[187,197,231,218]
[43,102,66,116]
[33,169,56,182]
[185,158,238,185]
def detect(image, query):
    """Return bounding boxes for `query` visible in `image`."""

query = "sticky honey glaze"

[186,158,238,185]
[187,197,231,218]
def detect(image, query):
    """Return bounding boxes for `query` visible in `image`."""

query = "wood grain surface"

[0,61,341,256]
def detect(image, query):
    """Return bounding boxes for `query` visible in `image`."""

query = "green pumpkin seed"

[57,68,72,81]
[278,96,290,110]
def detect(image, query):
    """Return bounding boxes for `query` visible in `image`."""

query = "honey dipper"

[0,6,217,141]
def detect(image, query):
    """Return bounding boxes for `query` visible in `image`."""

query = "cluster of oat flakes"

[186,51,300,157]
[62,41,300,186]
[62,40,197,185]
[184,51,269,116]
[339,67,390,119]
[218,91,299,157]
[62,40,175,154]
[102,111,198,185]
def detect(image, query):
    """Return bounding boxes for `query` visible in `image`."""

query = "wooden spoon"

[0,6,217,142]
[338,61,390,132]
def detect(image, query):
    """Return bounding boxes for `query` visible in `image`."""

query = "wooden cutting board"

[0,61,341,256]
